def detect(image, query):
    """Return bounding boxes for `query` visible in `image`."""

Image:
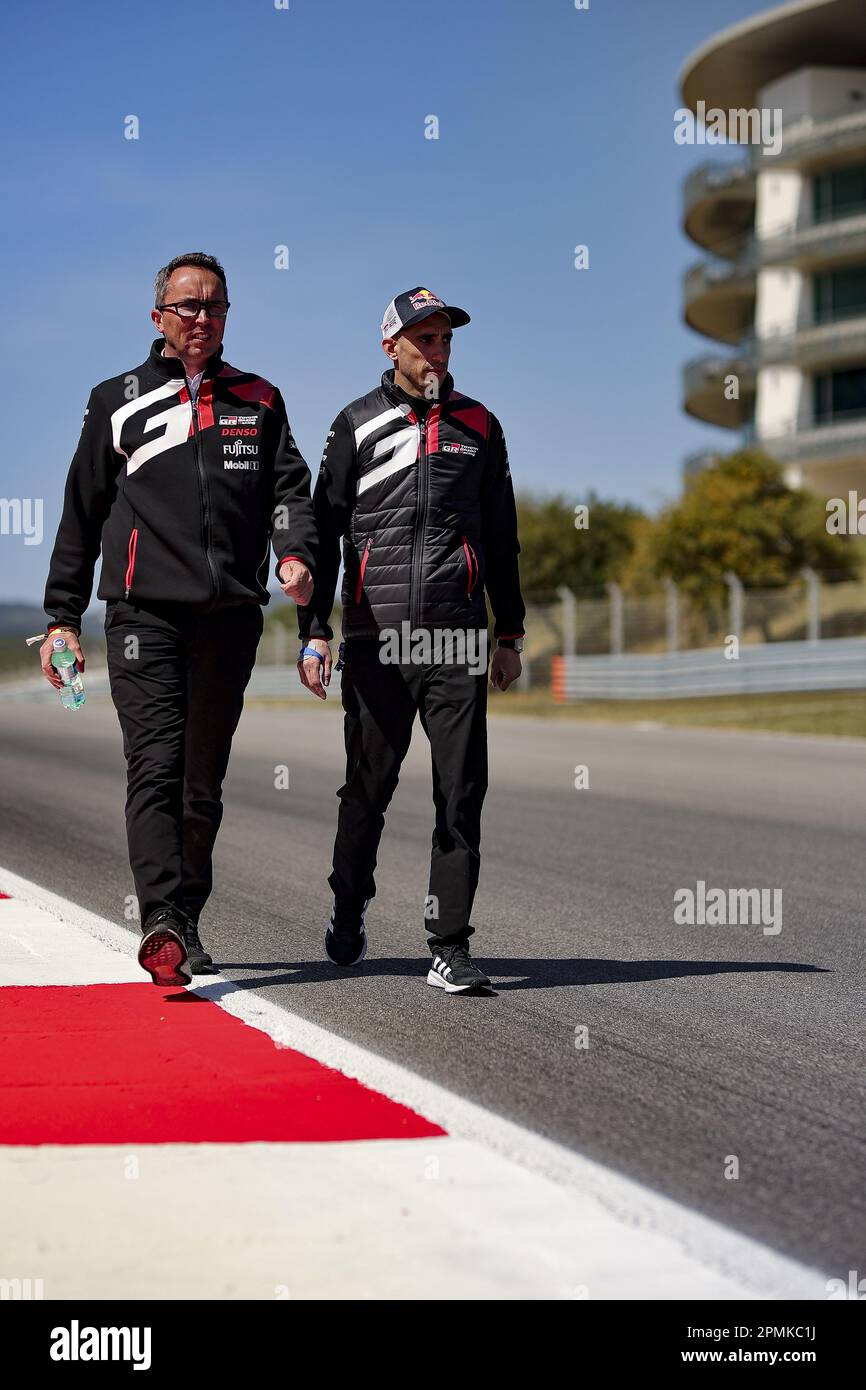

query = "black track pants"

[329,638,489,950]
[104,598,263,928]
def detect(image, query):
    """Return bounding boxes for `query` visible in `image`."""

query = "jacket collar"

[381,368,454,409]
[148,337,225,380]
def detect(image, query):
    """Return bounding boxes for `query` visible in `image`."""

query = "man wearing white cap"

[298,288,525,993]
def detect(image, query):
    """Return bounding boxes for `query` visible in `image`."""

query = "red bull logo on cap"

[410,289,445,311]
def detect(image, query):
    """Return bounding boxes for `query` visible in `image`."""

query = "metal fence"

[551,638,866,701]
[5,574,865,703]
[524,575,866,657]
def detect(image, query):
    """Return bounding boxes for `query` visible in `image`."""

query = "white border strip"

[0,865,829,1299]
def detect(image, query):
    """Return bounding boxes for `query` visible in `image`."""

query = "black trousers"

[330,638,489,950]
[104,598,263,928]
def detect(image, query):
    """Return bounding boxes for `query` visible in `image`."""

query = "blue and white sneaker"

[324,899,369,967]
[427,944,491,993]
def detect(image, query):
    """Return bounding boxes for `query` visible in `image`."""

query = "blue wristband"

[299,645,325,664]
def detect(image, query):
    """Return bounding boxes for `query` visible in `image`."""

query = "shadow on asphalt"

[197,956,828,996]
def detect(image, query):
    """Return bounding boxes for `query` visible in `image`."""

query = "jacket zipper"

[409,405,439,629]
[461,534,477,596]
[190,391,219,603]
[355,537,372,604]
[124,526,139,600]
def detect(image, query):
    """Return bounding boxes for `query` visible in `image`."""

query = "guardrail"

[551,638,866,701]
[246,665,338,698]
[0,665,322,703]
[8,641,866,706]
[0,670,111,702]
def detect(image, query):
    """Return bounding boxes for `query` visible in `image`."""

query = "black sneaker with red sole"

[138,911,192,987]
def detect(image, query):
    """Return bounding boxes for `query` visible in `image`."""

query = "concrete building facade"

[681,0,866,499]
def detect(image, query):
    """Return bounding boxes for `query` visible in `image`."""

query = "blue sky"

[0,0,768,606]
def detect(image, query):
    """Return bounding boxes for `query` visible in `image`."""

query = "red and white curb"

[0,868,828,1300]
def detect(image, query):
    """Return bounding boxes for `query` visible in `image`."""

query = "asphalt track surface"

[2,692,864,1278]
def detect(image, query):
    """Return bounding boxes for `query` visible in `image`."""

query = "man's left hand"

[490,646,521,692]
[278,559,313,606]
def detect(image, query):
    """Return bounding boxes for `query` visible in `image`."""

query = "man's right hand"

[297,638,331,700]
[40,629,85,690]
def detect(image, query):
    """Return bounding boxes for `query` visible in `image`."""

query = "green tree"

[646,450,857,608]
[515,491,644,596]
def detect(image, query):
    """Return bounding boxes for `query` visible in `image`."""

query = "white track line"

[0,866,830,1299]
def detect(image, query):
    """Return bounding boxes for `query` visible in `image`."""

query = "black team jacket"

[298,369,524,643]
[44,338,316,632]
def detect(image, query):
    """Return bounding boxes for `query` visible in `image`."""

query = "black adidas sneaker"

[427,944,491,993]
[138,910,192,987]
[324,898,369,967]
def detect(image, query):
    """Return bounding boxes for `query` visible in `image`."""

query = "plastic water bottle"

[50,637,86,711]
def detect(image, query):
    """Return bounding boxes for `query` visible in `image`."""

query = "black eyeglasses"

[158,299,230,319]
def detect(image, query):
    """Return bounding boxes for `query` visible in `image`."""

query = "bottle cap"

[52,637,66,650]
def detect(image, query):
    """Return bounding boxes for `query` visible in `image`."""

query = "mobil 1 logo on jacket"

[220,414,260,471]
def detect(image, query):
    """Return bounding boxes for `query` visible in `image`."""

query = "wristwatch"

[497,637,524,653]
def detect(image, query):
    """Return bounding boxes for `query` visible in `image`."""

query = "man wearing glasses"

[41,252,316,985]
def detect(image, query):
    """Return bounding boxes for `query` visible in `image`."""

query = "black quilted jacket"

[298,370,524,642]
